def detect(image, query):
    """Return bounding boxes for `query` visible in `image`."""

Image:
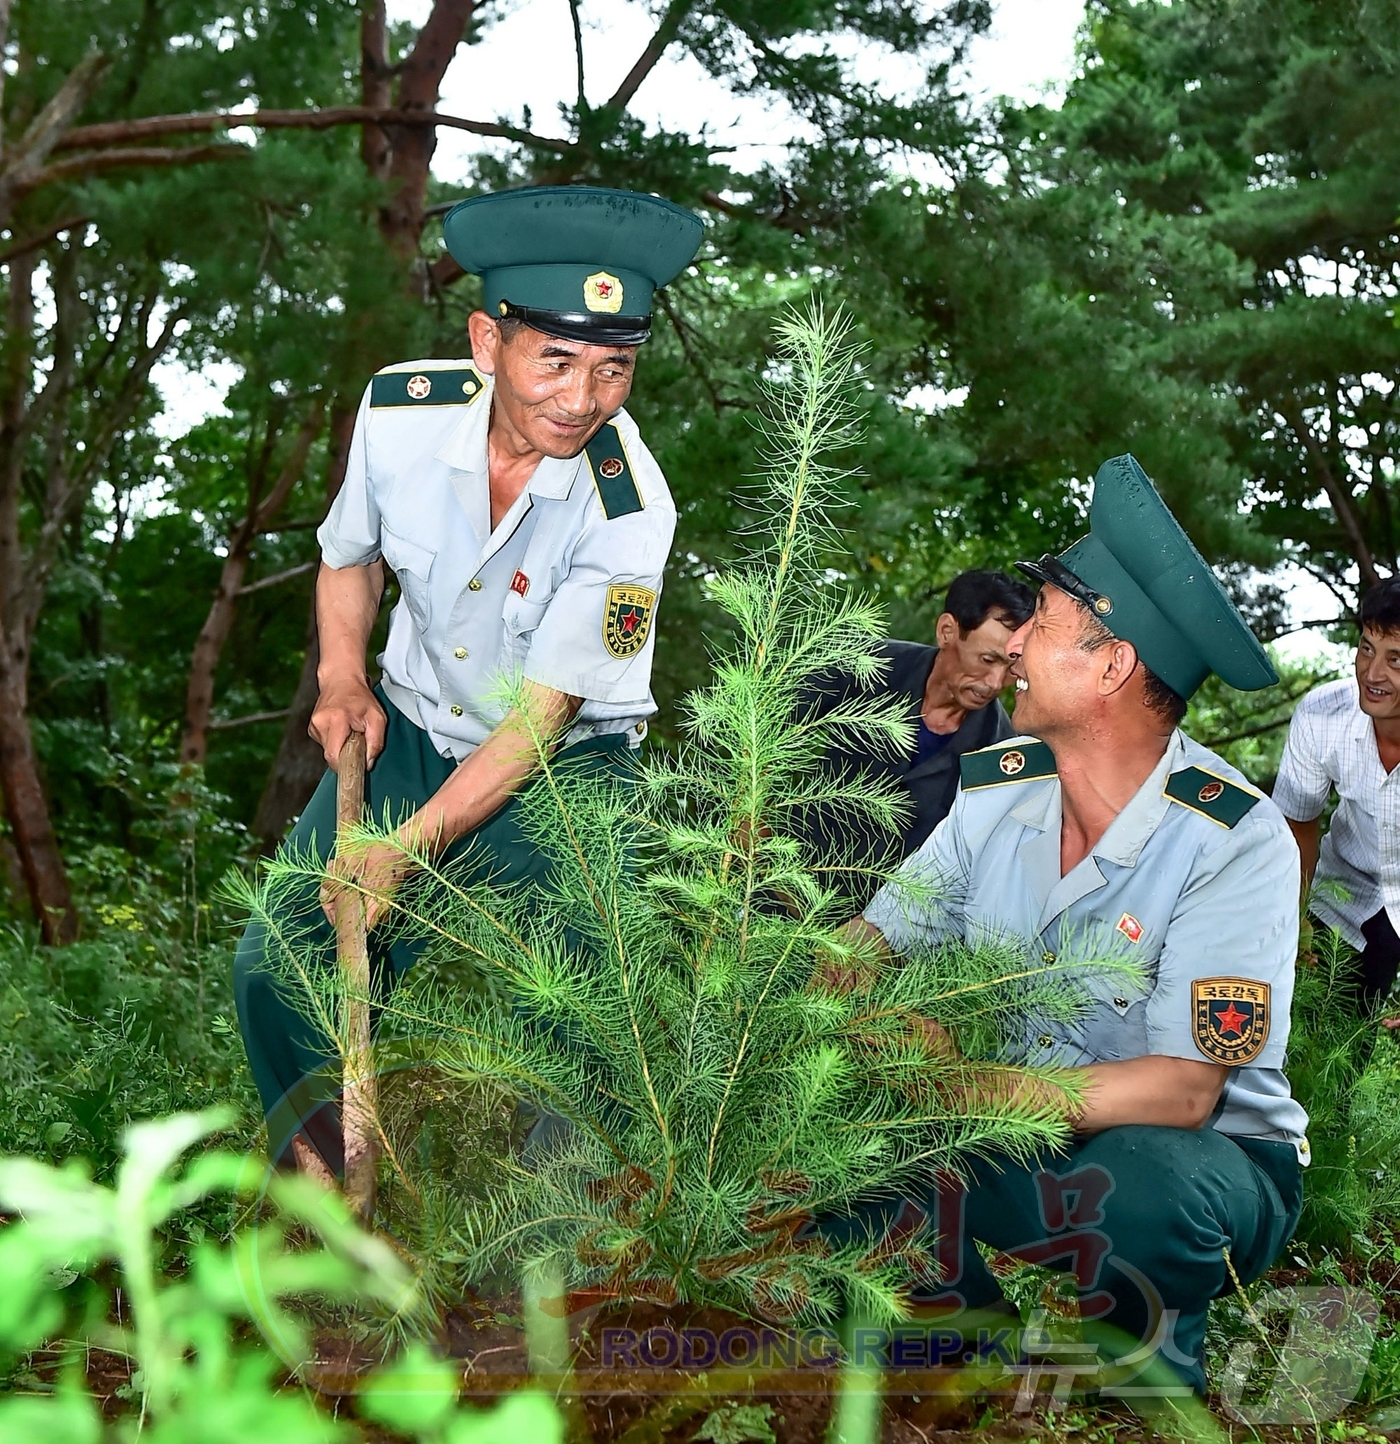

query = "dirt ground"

[301,1294,1400,1443]
[24,1273,1400,1442]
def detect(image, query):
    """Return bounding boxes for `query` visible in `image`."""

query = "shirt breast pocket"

[502,595,549,663]
[380,525,436,632]
[1072,967,1152,1062]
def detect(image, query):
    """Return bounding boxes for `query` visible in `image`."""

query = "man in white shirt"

[1274,576,1400,1017]
[233,186,703,1176]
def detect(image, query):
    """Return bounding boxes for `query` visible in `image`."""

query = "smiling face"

[468,312,637,459]
[933,611,1019,711]
[1357,625,1400,722]
[1005,585,1113,739]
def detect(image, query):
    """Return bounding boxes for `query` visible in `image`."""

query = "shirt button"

[1038,1034,1055,1049]
[450,705,463,717]
[468,579,482,592]
[1043,951,1056,964]
[454,647,468,659]
[1113,997,1129,1010]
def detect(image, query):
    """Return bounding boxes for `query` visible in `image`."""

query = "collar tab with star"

[959,739,1057,790]
[370,362,486,408]
[1163,766,1261,829]
[584,422,643,520]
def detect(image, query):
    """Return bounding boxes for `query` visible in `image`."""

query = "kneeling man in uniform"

[838,455,1307,1392]
[234,186,702,1178]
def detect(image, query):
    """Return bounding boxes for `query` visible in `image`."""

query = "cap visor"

[1016,557,1054,585]
[502,304,652,347]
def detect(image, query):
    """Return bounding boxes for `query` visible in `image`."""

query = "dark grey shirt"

[796,640,1013,909]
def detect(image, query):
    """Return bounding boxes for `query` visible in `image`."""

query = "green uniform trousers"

[233,690,629,1172]
[823,1124,1301,1393]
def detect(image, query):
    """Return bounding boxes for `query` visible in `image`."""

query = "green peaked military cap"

[441,185,704,346]
[1017,453,1278,700]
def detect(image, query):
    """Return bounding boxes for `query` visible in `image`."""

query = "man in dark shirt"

[801,569,1034,908]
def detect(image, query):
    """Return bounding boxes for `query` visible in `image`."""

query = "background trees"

[0,0,1392,934]
[1028,0,1400,606]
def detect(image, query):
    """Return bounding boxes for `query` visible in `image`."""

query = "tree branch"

[396,0,476,111]
[429,251,467,289]
[1279,401,1380,590]
[1201,713,1297,749]
[237,560,317,596]
[181,400,321,766]
[22,144,248,193]
[0,53,111,223]
[569,0,587,111]
[654,290,746,415]
[605,0,692,111]
[0,214,90,267]
[701,186,807,235]
[209,707,292,731]
[251,402,325,535]
[55,105,571,154]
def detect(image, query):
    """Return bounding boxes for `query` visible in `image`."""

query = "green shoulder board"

[959,739,1057,791]
[370,365,485,408]
[585,423,643,520]
[1163,766,1261,829]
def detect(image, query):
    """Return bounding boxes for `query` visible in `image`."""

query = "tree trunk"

[377,0,475,260]
[1282,401,1381,593]
[0,248,76,942]
[251,613,324,851]
[179,550,251,765]
[252,403,355,848]
[179,404,322,765]
[0,648,77,942]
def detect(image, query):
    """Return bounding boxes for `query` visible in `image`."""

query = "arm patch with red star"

[1192,978,1270,1064]
[603,584,655,658]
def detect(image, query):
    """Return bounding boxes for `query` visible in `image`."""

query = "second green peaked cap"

[442,185,703,346]
[1018,454,1278,700]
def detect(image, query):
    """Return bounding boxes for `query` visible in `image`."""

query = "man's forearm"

[316,561,384,687]
[398,682,582,853]
[1069,1055,1228,1133]
[1286,815,1322,896]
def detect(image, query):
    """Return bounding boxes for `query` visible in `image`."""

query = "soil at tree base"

[18,1269,1400,1441]
[22,1316,1400,1443]
[296,1288,1400,1444]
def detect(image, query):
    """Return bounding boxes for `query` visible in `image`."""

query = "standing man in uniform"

[234,186,703,1177]
[827,456,1307,1393]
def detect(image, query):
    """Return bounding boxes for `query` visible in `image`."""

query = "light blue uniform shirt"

[864,730,1309,1159]
[317,359,676,760]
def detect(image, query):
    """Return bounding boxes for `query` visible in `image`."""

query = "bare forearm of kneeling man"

[1069,1055,1229,1133]
[821,918,1229,1133]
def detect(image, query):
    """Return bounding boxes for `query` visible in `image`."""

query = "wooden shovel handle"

[334,731,378,1221]
[336,729,367,829]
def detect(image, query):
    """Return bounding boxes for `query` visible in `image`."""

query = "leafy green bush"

[1287,929,1400,1254]
[0,1110,561,1443]
[0,923,257,1171]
